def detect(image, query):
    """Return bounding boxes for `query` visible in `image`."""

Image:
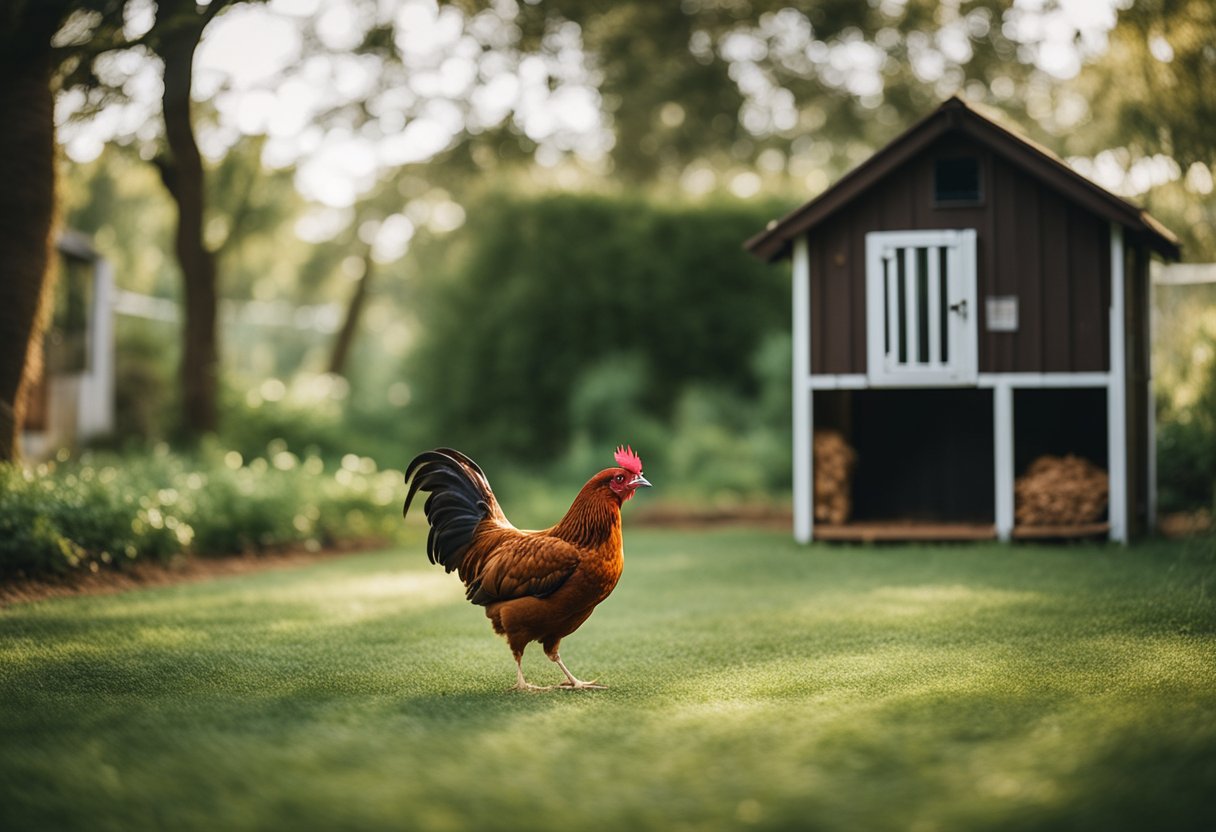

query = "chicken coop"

[746,97,1180,543]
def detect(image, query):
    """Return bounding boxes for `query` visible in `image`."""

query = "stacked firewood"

[1014,454,1108,526]
[814,429,857,525]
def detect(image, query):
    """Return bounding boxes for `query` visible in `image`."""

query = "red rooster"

[403,446,651,690]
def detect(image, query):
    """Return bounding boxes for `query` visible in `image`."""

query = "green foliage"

[111,319,178,442]
[1158,416,1216,514]
[407,191,790,460]
[1062,0,1216,262]
[663,331,793,500]
[567,352,653,443]
[61,145,178,297]
[1154,283,1216,512]
[0,444,403,579]
[0,462,179,577]
[1070,0,1215,175]
[218,374,351,463]
[505,0,1044,183]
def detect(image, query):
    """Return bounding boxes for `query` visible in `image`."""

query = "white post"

[792,235,813,543]
[1109,225,1128,543]
[78,256,115,440]
[994,381,1014,541]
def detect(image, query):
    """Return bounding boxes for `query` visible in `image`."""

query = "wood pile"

[814,429,857,525]
[1014,454,1108,526]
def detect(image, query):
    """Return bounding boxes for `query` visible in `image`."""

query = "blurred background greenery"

[4,0,1216,575]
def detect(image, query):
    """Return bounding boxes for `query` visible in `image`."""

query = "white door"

[865,229,978,386]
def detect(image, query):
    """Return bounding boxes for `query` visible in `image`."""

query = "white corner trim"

[792,235,813,543]
[994,380,1015,541]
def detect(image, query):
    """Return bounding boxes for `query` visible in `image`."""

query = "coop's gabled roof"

[745,96,1181,262]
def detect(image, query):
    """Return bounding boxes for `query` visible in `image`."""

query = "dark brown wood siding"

[1125,242,1152,537]
[806,134,1112,376]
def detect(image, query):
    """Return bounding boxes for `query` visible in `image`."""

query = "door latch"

[949,299,968,320]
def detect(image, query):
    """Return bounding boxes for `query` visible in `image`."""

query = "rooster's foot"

[558,679,607,690]
[550,654,606,690]
[511,657,552,691]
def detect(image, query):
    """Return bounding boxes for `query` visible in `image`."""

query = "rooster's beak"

[631,474,652,488]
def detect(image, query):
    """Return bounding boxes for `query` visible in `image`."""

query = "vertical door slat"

[927,246,941,367]
[885,251,898,369]
[905,246,919,365]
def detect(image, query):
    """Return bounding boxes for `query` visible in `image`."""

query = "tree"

[57,0,257,437]
[1067,0,1216,259]
[0,0,236,456]
[495,0,1043,183]
[0,0,86,461]
[327,247,374,377]
[149,0,234,436]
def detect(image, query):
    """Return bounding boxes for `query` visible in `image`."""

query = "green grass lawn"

[2,528,1215,832]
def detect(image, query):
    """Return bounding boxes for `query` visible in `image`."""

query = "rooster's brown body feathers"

[403,448,647,689]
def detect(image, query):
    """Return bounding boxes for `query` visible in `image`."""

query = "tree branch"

[200,0,237,29]
[214,143,264,257]
[152,155,178,199]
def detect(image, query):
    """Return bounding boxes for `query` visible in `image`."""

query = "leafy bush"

[219,374,352,463]
[0,463,180,577]
[407,191,791,460]
[111,319,178,443]
[0,443,404,580]
[1154,284,1216,512]
[661,332,793,500]
[1158,398,1216,513]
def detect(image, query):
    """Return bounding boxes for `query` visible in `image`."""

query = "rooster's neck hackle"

[551,478,622,550]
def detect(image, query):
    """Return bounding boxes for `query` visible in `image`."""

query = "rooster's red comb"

[614,445,643,475]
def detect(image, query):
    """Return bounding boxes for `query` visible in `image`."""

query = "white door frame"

[865,229,978,387]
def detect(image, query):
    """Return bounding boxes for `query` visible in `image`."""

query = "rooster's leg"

[510,652,551,692]
[550,652,607,690]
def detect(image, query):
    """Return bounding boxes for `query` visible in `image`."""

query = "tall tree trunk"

[158,12,218,438]
[327,251,375,377]
[0,49,57,462]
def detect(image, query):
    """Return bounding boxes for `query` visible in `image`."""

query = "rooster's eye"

[614,474,624,483]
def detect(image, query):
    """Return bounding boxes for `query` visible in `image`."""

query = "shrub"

[0,444,405,580]
[0,463,179,576]
[219,374,351,463]
[1154,284,1216,512]
[407,191,791,459]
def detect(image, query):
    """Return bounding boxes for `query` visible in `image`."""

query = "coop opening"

[813,388,995,538]
[1012,387,1109,536]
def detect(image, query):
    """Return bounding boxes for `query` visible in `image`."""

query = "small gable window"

[934,157,981,204]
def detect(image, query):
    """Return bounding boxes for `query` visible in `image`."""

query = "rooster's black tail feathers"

[403,448,502,573]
